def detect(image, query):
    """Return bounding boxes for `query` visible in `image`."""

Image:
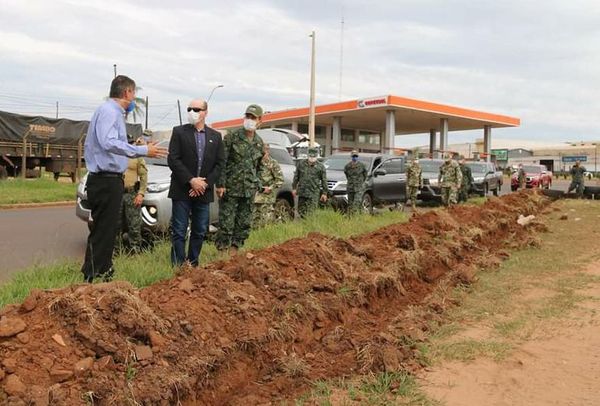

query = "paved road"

[0,205,87,282]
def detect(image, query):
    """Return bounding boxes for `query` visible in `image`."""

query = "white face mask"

[188,111,200,125]
[243,118,258,131]
[308,157,317,164]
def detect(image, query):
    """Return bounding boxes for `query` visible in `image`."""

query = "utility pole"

[338,9,344,101]
[113,64,117,78]
[207,84,224,103]
[55,101,58,119]
[177,99,182,125]
[144,96,149,130]
[308,30,316,148]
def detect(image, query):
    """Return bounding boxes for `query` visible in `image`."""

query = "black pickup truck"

[323,153,407,212]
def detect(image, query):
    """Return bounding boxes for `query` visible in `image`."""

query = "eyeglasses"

[187,107,206,113]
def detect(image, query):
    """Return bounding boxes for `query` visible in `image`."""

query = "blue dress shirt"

[84,99,148,173]
[194,128,206,176]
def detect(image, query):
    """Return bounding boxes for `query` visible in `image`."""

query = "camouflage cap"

[308,147,319,157]
[351,149,359,157]
[245,104,264,118]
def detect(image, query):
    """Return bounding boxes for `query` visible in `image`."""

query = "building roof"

[212,95,520,134]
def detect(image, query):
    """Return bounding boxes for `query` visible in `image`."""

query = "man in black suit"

[167,99,225,266]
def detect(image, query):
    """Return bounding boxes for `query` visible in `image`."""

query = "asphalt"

[0,205,88,282]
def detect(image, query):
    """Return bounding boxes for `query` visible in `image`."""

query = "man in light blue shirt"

[81,75,167,283]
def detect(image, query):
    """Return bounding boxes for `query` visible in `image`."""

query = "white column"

[332,116,341,153]
[385,110,396,154]
[291,121,299,132]
[483,125,492,162]
[325,125,332,156]
[439,118,448,156]
[429,129,436,158]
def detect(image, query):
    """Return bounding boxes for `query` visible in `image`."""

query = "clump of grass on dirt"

[0,177,77,205]
[0,208,408,308]
[293,372,438,406]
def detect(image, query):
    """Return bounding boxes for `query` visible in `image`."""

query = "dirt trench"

[0,191,550,405]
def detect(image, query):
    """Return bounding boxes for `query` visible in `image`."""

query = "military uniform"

[253,154,283,228]
[568,163,586,198]
[438,159,462,206]
[517,167,526,189]
[115,157,148,252]
[406,160,422,209]
[215,128,264,249]
[344,153,367,214]
[293,150,327,218]
[458,163,473,203]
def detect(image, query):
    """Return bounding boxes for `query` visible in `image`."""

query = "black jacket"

[167,124,225,202]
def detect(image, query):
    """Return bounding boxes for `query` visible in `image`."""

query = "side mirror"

[374,169,387,177]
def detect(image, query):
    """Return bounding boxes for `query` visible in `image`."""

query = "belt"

[123,186,137,193]
[90,171,123,178]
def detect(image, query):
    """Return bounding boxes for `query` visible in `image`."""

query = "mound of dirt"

[0,191,550,405]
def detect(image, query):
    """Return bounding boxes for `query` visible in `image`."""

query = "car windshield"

[523,165,542,173]
[466,163,489,174]
[258,132,290,147]
[145,140,169,166]
[323,156,371,171]
[419,160,443,172]
[270,148,294,165]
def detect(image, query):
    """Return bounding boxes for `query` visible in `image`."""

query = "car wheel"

[361,193,373,214]
[274,198,293,222]
[511,185,517,192]
[492,184,499,196]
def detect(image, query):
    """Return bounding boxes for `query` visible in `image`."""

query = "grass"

[293,372,438,406]
[0,176,77,205]
[0,208,408,308]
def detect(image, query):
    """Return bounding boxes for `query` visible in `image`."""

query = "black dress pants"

[81,174,123,281]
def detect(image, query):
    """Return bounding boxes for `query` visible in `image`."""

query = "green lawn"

[0,177,77,205]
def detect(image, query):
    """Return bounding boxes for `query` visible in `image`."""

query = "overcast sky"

[1,0,599,147]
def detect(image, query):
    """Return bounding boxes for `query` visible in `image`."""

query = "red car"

[511,164,552,191]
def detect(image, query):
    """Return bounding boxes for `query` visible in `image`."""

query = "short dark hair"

[109,75,136,98]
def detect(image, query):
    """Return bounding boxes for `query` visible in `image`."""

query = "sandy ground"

[422,261,600,406]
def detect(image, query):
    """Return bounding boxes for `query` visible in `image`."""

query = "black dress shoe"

[84,275,93,283]
[101,268,115,282]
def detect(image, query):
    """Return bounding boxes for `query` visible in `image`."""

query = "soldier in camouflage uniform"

[517,163,526,189]
[458,159,473,203]
[405,158,422,210]
[292,147,328,218]
[438,155,462,207]
[253,144,284,228]
[215,104,265,251]
[115,135,148,253]
[568,160,586,198]
[344,150,367,214]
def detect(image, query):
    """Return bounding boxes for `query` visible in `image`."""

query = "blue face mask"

[351,156,358,162]
[125,100,136,113]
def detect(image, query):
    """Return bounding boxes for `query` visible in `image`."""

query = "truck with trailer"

[0,110,142,182]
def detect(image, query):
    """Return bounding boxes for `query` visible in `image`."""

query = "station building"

[211,95,520,161]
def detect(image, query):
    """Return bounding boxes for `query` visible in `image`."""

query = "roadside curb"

[0,201,76,210]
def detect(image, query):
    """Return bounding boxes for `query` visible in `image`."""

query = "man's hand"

[262,186,272,194]
[189,189,202,197]
[133,193,144,207]
[320,194,328,203]
[216,187,226,198]
[190,177,207,194]
[146,141,168,158]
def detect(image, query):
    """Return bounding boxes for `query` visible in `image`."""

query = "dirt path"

[422,262,600,406]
